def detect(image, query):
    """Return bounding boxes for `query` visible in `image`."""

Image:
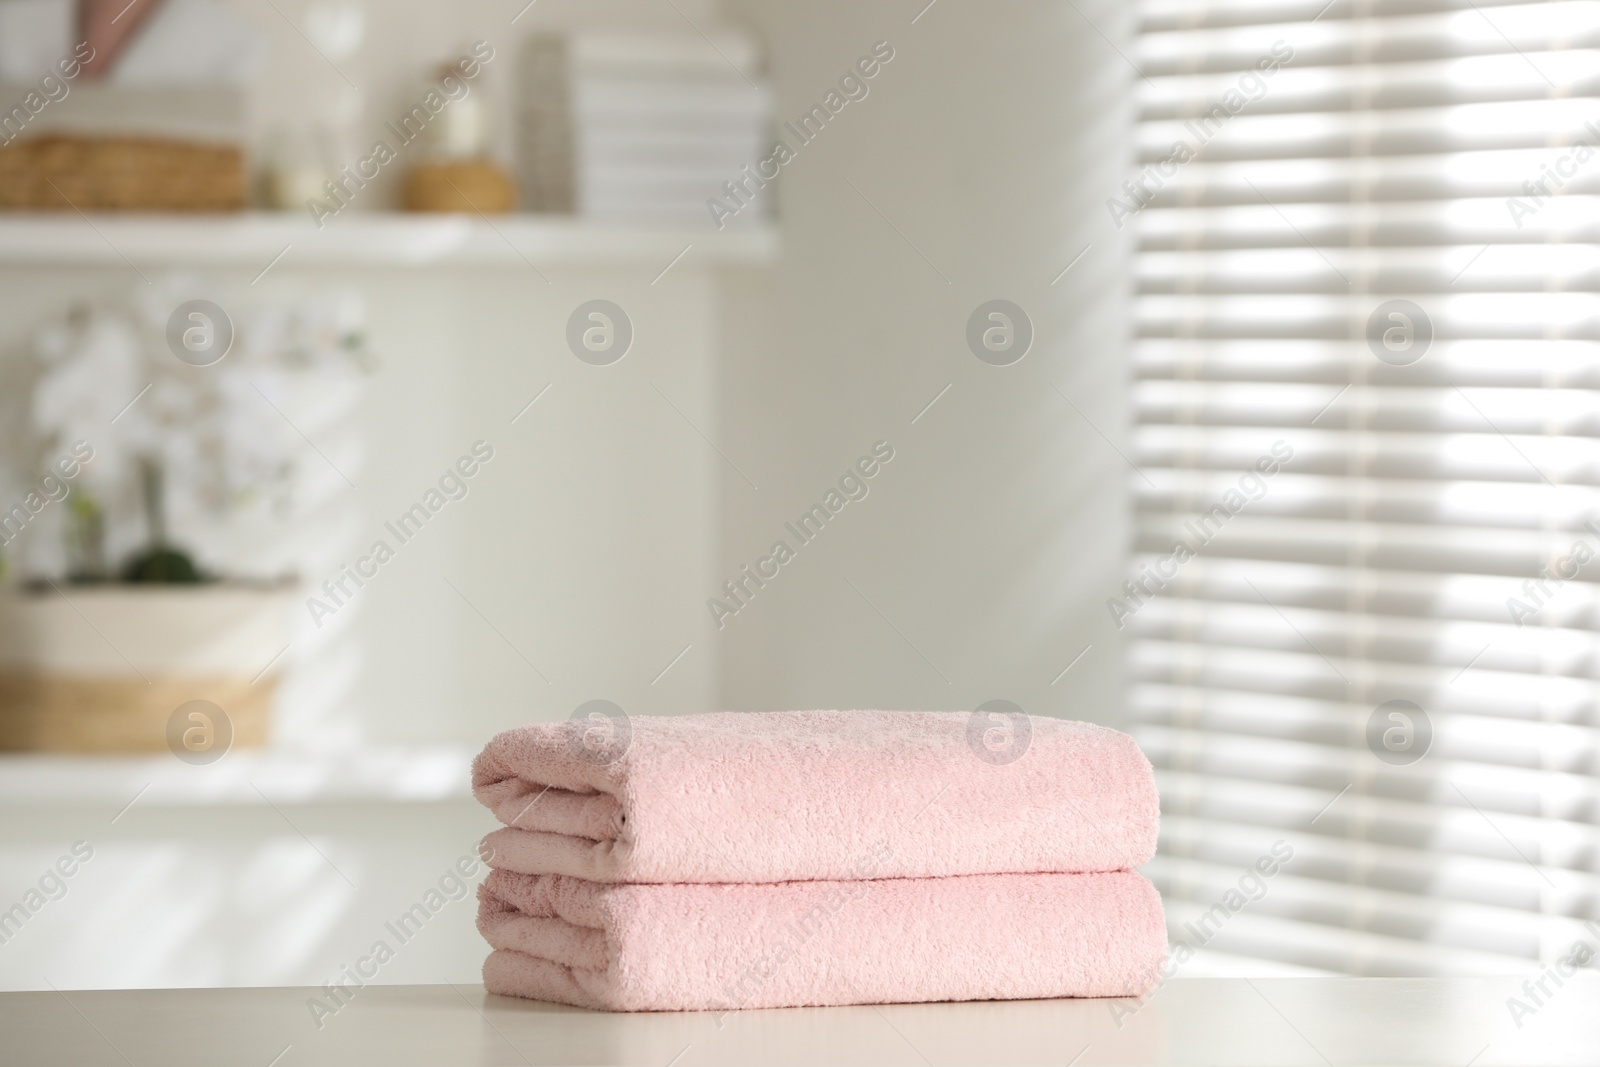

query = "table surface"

[2,977,1595,1066]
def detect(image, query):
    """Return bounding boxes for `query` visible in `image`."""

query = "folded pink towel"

[473,710,1157,884]
[478,867,1166,1011]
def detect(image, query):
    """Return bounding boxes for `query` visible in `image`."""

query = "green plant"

[120,458,203,584]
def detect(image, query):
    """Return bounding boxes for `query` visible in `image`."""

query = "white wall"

[317,262,726,744]
[236,0,733,744]
[711,0,1135,727]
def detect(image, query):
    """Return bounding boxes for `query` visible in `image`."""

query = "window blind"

[1128,0,1600,976]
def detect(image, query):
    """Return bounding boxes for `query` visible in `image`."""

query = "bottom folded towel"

[478,868,1166,1011]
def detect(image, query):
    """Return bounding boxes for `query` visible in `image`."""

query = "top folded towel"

[473,710,1158,884]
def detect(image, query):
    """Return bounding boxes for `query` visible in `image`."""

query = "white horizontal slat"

[1129,516,1564,574]
[1128,152,1600,205]
[1137,339,1600,387]
[1136,381,1600,433]
[1136,201,1600,247]
[1136,425,1600,485]
[1138,292,1600,335]
[1134,661,1600,730]
[1133,637,1600,716]
[1139,53,1600,117]
[1137,470,1600,528]
[1138,99,1600,160]
[1139,0,1557,31]
[1124,556,1600,627]
[1131,599,1600,683]
[1138,246,1600,293]
[1137,2,1600,74]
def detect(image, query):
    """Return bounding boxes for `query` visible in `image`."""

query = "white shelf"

[0,745,475,806]
[0,213,777,269]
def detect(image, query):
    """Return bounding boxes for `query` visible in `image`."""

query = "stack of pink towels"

[472,710,1164,1012]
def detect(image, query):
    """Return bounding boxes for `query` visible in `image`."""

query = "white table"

[3,978,1595,1065]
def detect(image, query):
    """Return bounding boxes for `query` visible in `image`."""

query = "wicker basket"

[0,674,272,753]
[403,160,516,213]
[0,585,290,754]
[0,135,245,211]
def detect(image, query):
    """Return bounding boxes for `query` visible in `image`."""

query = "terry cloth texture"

[473,710,1158,884]
[478,867,1167,1011]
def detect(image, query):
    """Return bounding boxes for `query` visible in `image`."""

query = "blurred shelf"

[0,213,777,270]
[0,745,475,807]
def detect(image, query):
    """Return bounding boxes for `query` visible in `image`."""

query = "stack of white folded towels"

[516,28,772,223]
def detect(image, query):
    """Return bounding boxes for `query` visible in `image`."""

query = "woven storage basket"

[0,674,272,753]
[402,160,516,213]
[0,586,289,753]
[0,135,245,211]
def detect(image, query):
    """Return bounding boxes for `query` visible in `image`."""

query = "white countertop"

[2,977,1595,1065]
